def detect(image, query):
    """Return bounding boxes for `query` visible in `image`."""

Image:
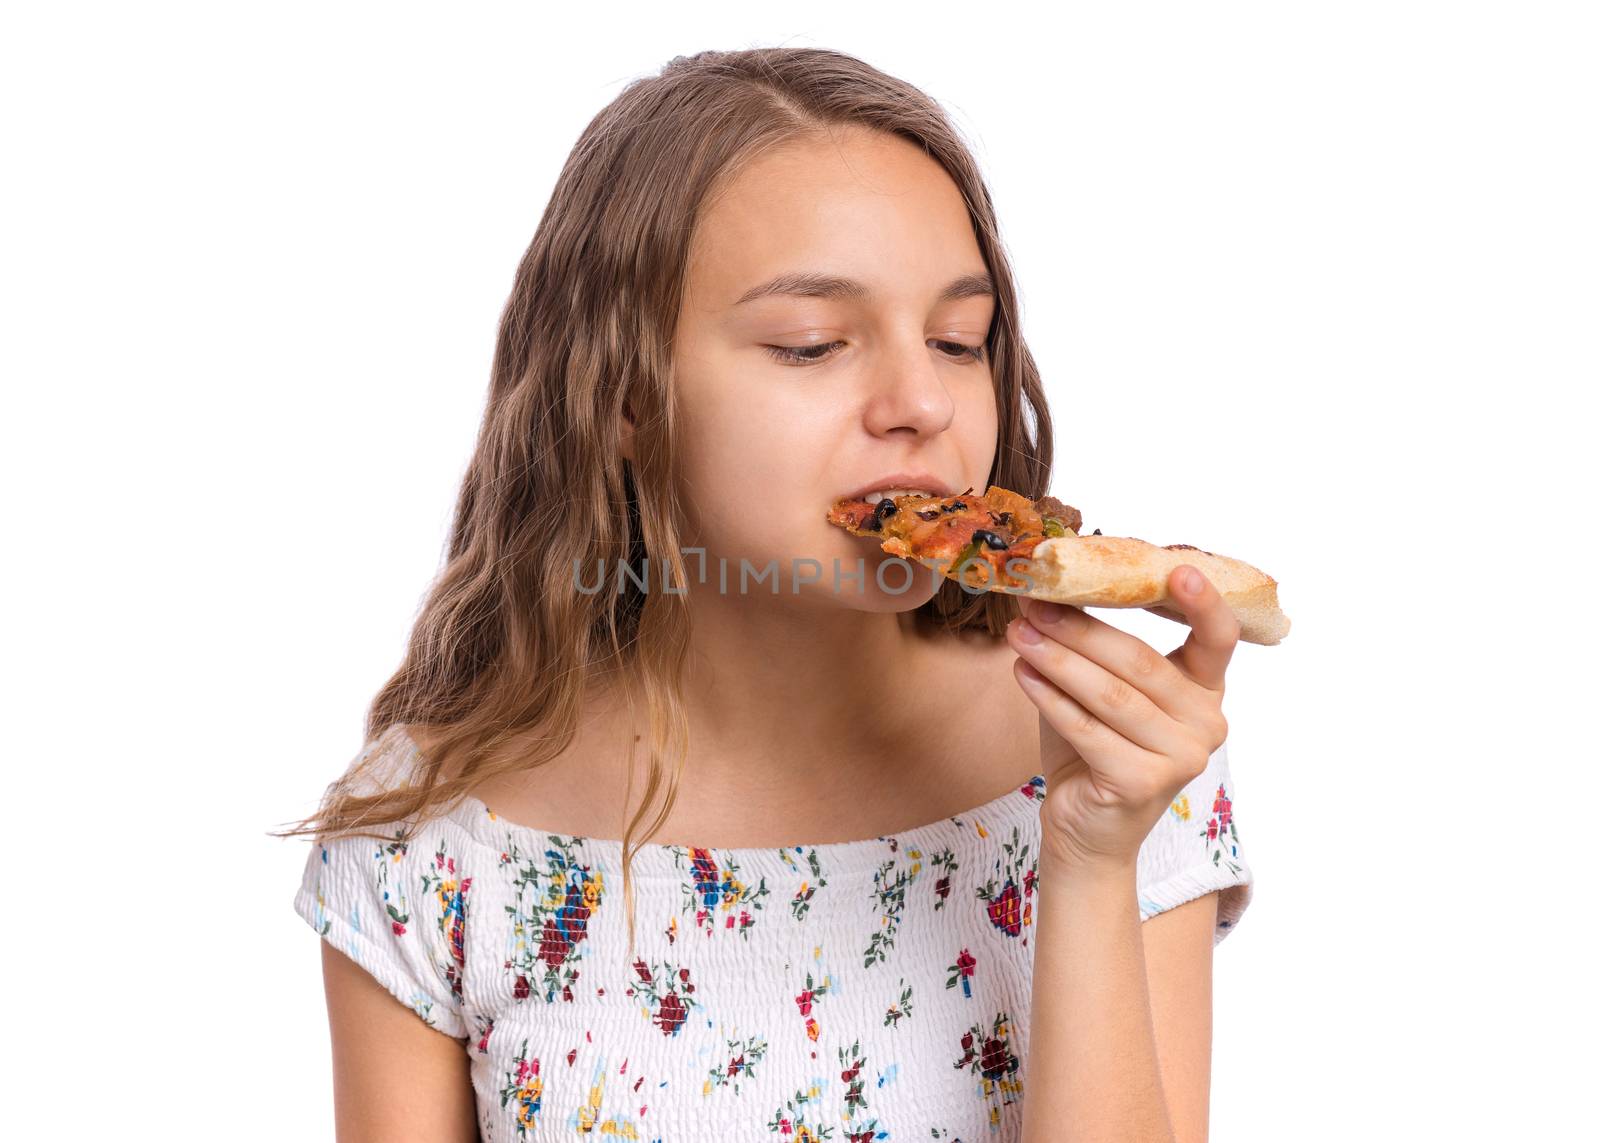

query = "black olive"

[915,508,941,521]
[971,528,1008,550]
[1092,527,1102,535]
[873,498,898,521]
[943,499,968,513]
[989,510,1012,527]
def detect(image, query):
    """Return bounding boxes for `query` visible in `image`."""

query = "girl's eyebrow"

[732,270,995,307]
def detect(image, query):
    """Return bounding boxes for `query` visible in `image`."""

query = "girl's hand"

[1005,565,1239,872]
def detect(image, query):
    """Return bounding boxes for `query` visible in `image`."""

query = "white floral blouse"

[292,723,1252,1140]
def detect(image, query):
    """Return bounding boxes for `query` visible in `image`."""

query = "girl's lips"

[863,488,935,504]
[839,474,956,502]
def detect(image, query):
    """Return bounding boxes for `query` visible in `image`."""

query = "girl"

[280,46,1253,1142]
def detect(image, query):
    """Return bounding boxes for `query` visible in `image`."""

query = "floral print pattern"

[294,727,1253,1139]
[499,1039,544,1138]
[1204,782,1244,876]
[630,957,701,1036]
[863,846,921,969]
[954,1010,1024,1129]
[502,832,601,1004]
[673,845,771,939]
[976,823,1038,942]
[423,839,471,1005]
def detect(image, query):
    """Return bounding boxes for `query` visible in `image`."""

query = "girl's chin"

[809,562,943,612]
[682,538,943,607]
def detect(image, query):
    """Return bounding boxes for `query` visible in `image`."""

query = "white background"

[6,2,1595,1139]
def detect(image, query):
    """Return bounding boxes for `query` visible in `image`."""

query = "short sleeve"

[292,816,473,1041]
[1135,739,1255,945]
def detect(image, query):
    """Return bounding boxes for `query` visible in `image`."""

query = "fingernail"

[1015,620,1042,644]
[1031,601,1062,624]
[1184,568,1203,594]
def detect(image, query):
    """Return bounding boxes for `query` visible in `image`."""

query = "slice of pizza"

[827,484,1290,645]
[827,484,1084,589]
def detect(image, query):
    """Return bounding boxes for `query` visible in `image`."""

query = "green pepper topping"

[1042,516,1067,538]
[951,537,984,579]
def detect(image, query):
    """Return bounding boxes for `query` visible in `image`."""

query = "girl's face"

[664,126,1000,611]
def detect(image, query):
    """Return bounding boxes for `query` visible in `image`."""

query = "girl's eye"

[764,341,844,365]
[933,340,988,363]
[763,340,988,366]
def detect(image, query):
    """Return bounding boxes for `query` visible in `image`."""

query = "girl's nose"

[861,337,958,438]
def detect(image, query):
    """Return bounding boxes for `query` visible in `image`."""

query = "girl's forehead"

[686,138,980,307]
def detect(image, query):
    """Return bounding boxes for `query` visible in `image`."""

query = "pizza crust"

[929,534,1291,646]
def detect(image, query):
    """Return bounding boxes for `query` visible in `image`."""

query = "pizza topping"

[950,538,984,575]
[1035,494,1078,523]
[826,484,1083,591]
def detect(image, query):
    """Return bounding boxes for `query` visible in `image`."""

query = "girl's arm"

[1021,856,1176,1142]
[1142,891,1219,1141]
[320,941,480,1143]
[1021,858,1220,1141]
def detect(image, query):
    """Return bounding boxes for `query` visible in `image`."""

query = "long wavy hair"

[271,46,1055,960]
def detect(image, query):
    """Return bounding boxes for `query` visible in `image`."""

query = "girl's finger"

[1158,566,1240,692]
[1007,616,1193,760]
[1017,597,1203,723]
[1013,657,1164,789]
